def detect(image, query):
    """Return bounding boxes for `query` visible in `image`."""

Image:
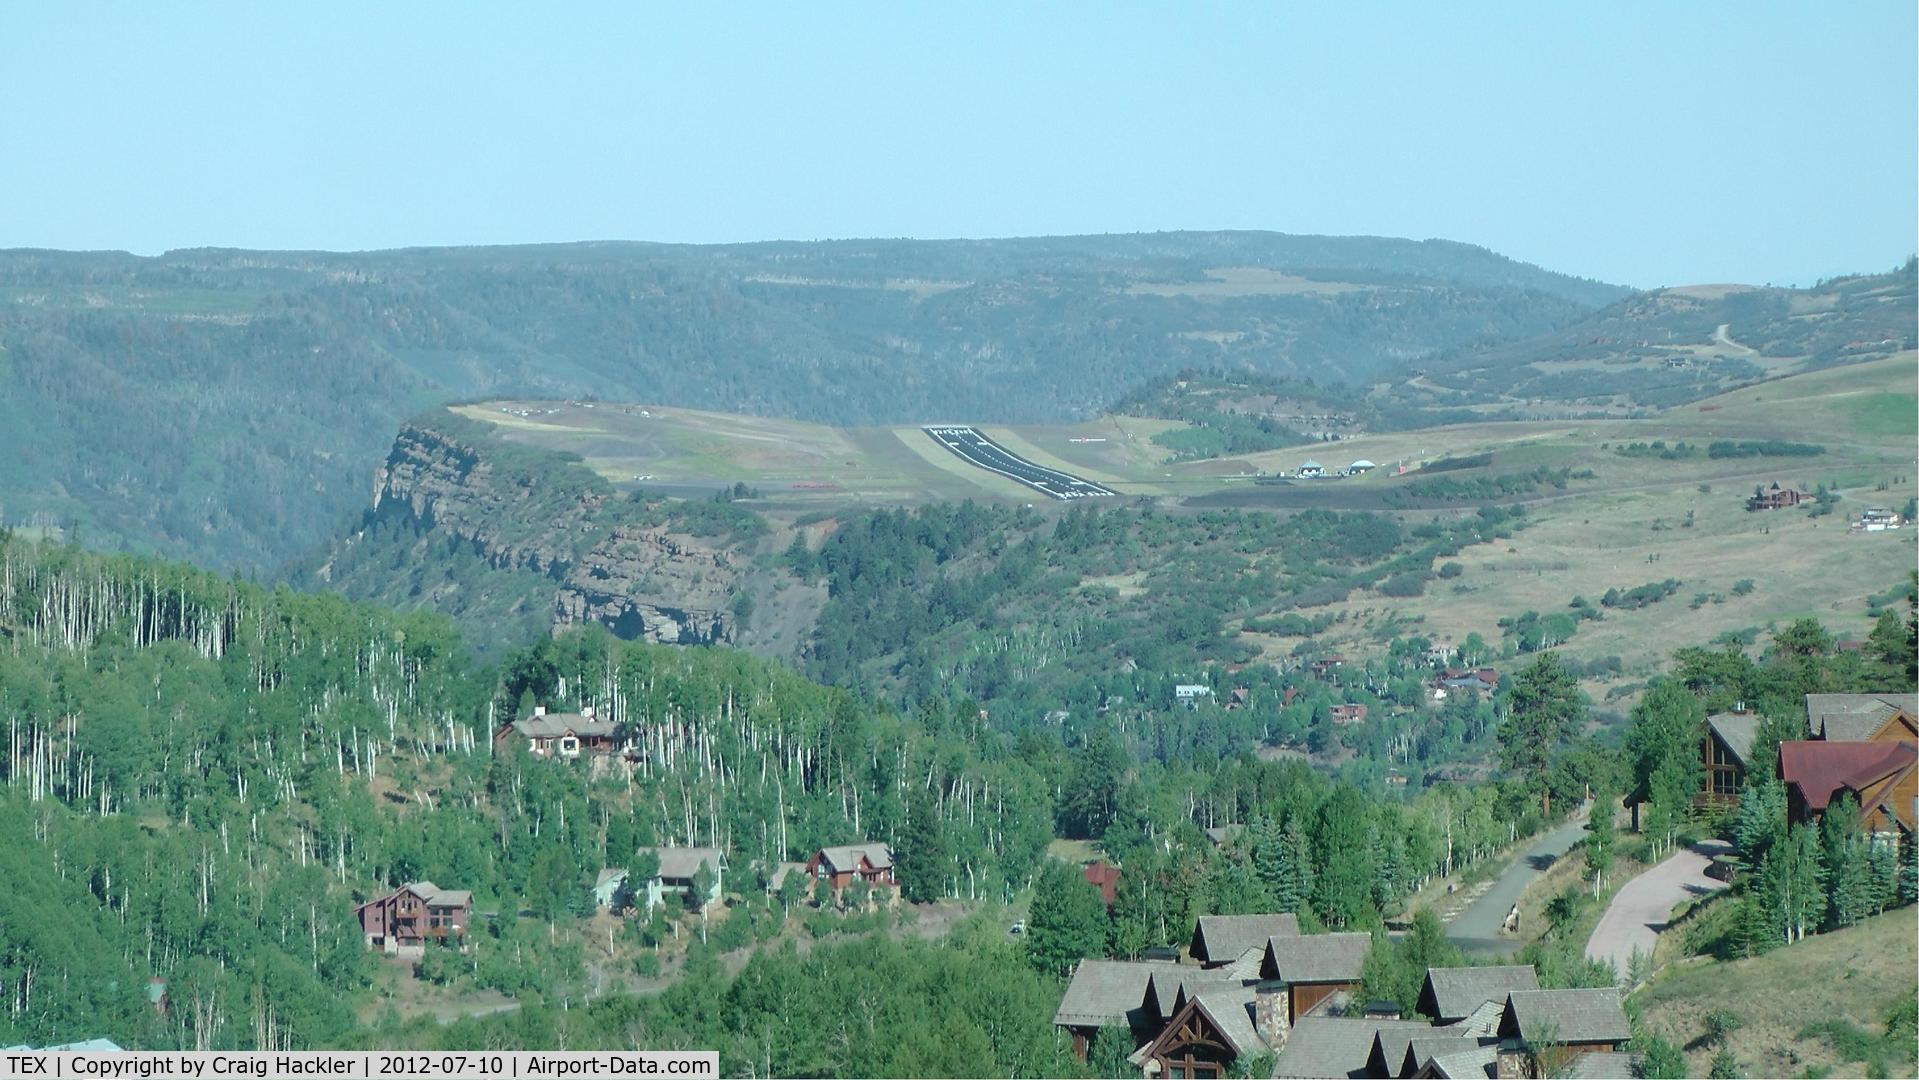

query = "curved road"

[1585,841,1731,980]
[1446,817,1589,958]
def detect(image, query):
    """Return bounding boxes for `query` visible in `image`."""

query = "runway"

[922,426,1117,500]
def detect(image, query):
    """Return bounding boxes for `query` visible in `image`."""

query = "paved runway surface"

[923,426,1116,500]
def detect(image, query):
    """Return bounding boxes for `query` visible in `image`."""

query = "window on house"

[1713,770,1737,795]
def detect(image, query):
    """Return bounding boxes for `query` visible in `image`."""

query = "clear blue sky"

[3,3,1912,287]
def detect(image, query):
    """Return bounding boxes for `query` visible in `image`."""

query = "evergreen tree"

[1623,680,1705,809]
[1251,816,1287,903]
[1636,1035,1688,1079]
[1059,727,1128,840]
[1087,1028,1139,1079]
[1312,787,1375,927]
[896,788,950,903]
[1497,653,1587,815]
[1278,816,1315,914]
[1026,861,1110,977]
[1820,796,1872,930]
[1731,776,1787,864]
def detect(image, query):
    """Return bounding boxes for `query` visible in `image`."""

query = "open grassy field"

[1633,907,1918,1078]
[1220,354,1918,683]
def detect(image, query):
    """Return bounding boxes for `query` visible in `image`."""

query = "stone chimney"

[1253,982,1290,1048]
[533,704,546,717]
[581,704,595,719]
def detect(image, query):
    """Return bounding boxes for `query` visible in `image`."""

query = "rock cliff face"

[366,423,739,644]
[557,526,738,645]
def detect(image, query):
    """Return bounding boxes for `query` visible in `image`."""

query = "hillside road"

[1446,816,1589,958]
[1585,840,1731,980]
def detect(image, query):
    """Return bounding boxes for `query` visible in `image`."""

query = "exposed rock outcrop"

[365,421,738,645]
[555,526,737,644]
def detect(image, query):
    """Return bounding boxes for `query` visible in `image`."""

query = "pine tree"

[1497,653,1587,816]
[1279,816,1314,914]
[1821,797,1871,930]
[1026,861,1110,977]
[896,788,949,903]
[1313,787,1375,927]
[1866,837,1899,916]
[1251,816,1287,904]
[1731,776,1787,863]
[1059,727,1128,840]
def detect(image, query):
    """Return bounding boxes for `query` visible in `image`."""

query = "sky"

[2,4,1913,288]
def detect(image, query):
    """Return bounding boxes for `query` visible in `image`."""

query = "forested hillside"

[0,234,1620,569]
[0,536,1054,1048]
[1405,260,1918,409]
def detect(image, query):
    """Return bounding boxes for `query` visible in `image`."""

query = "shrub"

[1379,573,1428,598]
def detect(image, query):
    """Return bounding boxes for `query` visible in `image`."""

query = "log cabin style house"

[355,881,472,956]
[803,843,896,893]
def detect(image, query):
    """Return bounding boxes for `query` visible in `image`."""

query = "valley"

[386,353,1915,699]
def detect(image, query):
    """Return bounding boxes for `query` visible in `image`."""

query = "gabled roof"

[1500,988,1630,1045]
[644,846,724,880]
[1418,965,1540,1021]
[1143,968,1241,1022]
[812,843,894,872]
[1188,986,1264,1057]
[1422,1044,1498,1078]
[1202,824,1245,846]
[594,868,627,890]
[1190,912,1299,964]
[1705,711,1762,769]
[1805,693,1917,741]
[1274,1017,1429,1079]
[359,880,472,910]
[408,881,473,907]
[1403,1035,1489,1076]
[1052,959,1182,1028]
[1262,931,1372,984]
[1130,985,1268,1070]
[1779,740,1917,817]
[506,713,619,739]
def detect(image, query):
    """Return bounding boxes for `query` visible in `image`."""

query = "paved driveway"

[1447,818,1590,958]
[1585,841,1731,979]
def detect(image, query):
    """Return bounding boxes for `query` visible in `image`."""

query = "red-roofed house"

[1779,740,1918,834]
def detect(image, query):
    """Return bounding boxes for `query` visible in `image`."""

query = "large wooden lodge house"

[355,882,472,956]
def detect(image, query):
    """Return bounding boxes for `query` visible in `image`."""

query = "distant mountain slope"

[1402,260,1917,411]
[0,232,1618,569]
